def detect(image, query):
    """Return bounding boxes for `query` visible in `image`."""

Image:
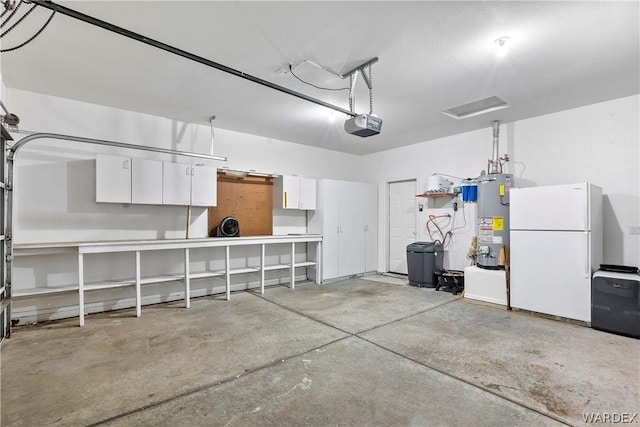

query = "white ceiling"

[1,1,638,155]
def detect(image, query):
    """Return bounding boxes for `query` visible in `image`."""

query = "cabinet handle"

[123,160,129,170]
[186,166,191,176]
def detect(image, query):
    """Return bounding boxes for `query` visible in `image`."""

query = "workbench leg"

[184,248,191,309]
[290,242,295,290]
[135,251,141,317]
[225,246,231,301]
[260,244,265,295]
[78,253,84,327]
[316,241,322,284]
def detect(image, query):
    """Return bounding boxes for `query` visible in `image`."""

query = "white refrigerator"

[510,183,603,322]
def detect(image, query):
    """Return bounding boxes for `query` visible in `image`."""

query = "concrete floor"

[1,276,638,426]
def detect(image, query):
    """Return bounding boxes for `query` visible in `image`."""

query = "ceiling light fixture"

[494,36,510,58]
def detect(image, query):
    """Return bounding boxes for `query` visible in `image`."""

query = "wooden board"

[208,174,274,237]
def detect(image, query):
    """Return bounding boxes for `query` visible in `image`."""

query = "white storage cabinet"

[96,154,132,203]
[308,179,377,281]
[162,163,217,207]
[132,158,163,204]
[97,155,214,206]
[96,155,164,204]
[274,175,316,210]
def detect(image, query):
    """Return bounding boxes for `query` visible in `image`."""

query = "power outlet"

[630,225,640,235]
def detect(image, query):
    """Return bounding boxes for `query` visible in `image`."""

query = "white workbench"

[13,234,323,326]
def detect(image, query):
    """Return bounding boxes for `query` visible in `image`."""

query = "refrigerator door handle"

[585,232,590,279]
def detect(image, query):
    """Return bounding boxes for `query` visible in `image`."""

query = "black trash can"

[406,242,443,288]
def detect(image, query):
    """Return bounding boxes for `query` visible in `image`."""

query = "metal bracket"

[339,57,379,80]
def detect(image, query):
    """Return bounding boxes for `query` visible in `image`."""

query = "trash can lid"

[406,241,443,252]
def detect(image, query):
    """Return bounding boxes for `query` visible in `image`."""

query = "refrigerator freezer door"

[510,183,589,231]
[510,230,592,322]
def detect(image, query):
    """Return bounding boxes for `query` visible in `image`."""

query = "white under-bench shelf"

[13,234,322,326]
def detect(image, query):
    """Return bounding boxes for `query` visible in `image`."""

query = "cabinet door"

[282,176,300,209]
[274,175,298,209]
[191,165,217,207]
[131,158,163,204]
[299,177,316,210]
[320,180,341,280]
[162,162,191,205]
[96,154,131,203]
[364,183,378,272]
[338,181,367,277]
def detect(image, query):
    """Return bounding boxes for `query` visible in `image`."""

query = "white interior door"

[388,180,417,274]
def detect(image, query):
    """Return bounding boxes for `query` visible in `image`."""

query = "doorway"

[388,179,417,274]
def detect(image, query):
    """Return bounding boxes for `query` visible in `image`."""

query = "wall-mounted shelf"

[416,193,456,198]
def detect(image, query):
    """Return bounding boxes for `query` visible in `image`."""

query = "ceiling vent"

[442,96,510,120]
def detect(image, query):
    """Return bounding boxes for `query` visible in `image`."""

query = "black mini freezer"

[591,268,640,338]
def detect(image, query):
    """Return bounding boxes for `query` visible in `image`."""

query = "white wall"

[363,94,640,271]
[6,88,366,242]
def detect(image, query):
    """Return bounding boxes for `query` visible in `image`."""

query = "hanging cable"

[452,199,468,232]
[425,214,451,245]
[1,1,16,19]
[0,0,21,28]
[1,8,55,52]
[0,2,36,37]
[288,63,350,92]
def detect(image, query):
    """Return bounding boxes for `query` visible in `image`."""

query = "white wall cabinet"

[274,175,316,210]
[162,162,192,205]
[191,164,218,206]
[132,158,163,204]
[308,179,377,281]
[97,155,216,206]
[96,154,132,203]
[162,162,217,207]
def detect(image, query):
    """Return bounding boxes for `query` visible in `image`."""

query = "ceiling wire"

[288,64,350,92]
[0,2,36,37]
[0,2,12,19]
[0,7,55,52]
[0,0,22,27]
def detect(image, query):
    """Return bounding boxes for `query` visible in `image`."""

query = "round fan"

[216,216,240,237]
